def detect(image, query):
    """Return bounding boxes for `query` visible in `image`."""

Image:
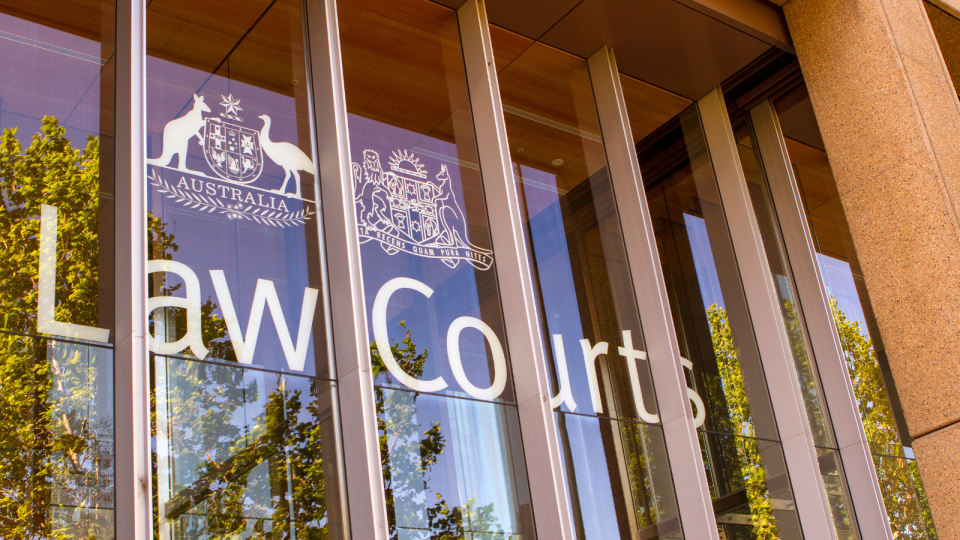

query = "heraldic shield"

[387,175,441,244]
[203,117,263,182]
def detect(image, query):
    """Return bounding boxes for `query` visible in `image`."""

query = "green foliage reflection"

[149,215,332,538]
[705,304,778,540]
[831,299,936,539]
[0,118,113,538]
[372,323,506,539]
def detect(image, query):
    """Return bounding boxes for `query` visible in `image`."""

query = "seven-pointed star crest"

[220,93,242,116]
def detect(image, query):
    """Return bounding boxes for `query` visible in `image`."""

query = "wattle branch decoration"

[150,171,314,228]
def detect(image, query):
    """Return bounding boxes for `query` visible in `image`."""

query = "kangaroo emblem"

[148,94,211,173]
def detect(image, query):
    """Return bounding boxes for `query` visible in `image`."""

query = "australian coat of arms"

[352,149,493,270]
[146,93,315,228]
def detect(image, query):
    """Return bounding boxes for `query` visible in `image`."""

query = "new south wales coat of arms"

[352,149,493,270]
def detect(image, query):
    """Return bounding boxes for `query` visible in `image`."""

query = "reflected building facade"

[1,0,959,539]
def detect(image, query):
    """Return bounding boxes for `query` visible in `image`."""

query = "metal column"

[587,46,720,540]
[457,1,574,538]
[115,0,152,537]
[305,0,388,537]
[750,99,893,540]
[698,87,837,539]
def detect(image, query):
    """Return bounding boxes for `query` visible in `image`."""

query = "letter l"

[37,205,110,342]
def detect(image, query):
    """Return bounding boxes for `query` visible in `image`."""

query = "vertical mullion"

[749,99,894,540]
[114,0,151,538]
[457,1,573,539]
[698,88,837,539]
[587,47,720,540]
[305,0,387,538]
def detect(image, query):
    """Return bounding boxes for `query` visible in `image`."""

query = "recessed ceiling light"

[551,158,564,167]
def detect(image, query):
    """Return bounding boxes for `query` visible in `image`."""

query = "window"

[491,29,686,539]
[0,0,116,537]
[146,0,345,537]
[339,1,536,538]
[639,105,804,538]
[774,85,937,539]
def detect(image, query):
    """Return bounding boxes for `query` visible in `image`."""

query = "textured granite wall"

[783,0,960,535]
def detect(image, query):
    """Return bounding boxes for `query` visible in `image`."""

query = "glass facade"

[340,1,534,538]
[0,0,945,539]
[637,105,803,538]
[732,114,858,539]
[492,30,682,539]
[0,0,116,537]
[146,0,344,537]
[772,86,937,539]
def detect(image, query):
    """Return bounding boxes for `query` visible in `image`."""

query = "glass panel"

[0,0,116,536]
[732,114,857,538]
[816,449,855,540]
[339,1,535,538]
[733,117,830,447]
[155,359,340,538]
[377,387,529,539]
[700,432,800,540]
[0,336,114,537]
[489,28,683,538]
[557,415,681,539]
[146,0,344,537]
[775,85,937,539]
[637,105,802,538]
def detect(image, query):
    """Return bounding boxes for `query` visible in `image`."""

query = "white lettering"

[619,330,660,424]
[447,316,507,400]
[36,205,110,342]
[209,270,318,371]
[372,277,447,392]
[580,338,608,414]
[681,357,706,428]
[549,334,577,411]
[146,259,207,357]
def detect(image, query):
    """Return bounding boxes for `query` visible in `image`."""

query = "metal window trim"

[749,98,894,540]
[115,0,152,537]
[587,46,720,540]
[305,0,388,537]
[457,1,573,538]
[697,87,838,539]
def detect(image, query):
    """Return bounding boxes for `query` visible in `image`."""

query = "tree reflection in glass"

[831,298,934,539]
[703,305,778,539]
[640,107,802,538]
[775,83,939,536]
[0,117,114,538]
[339,1,536,537]
[373,323,507,539]
[149,216,338,539]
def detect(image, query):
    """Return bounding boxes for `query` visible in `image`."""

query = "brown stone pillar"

[781,0,960,536]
